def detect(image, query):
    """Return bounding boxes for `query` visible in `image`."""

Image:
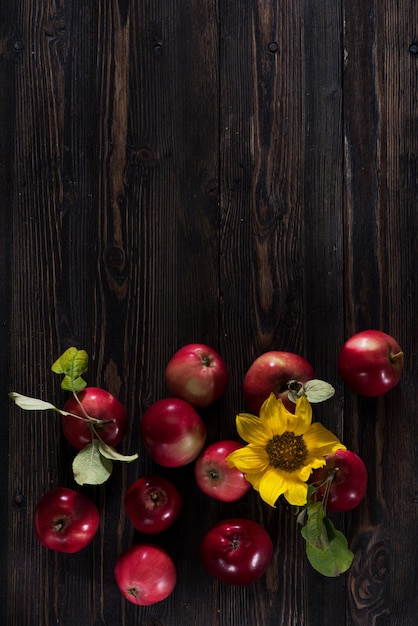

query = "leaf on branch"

[51,347,89,392]
[98,441,138,463]
[72,440,113,485]
[300,501,354,577]
[9,392,58,412]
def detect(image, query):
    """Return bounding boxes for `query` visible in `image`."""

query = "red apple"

[194,440,251,502]
[33,487,100,553]
[243,351,315,414]
[337,330,404,396]
[124,476,182,534]
[114,544,176,606]
[140,398,206,467]
[165,343,229,408]
[62,387,128,450]
[200,518,273,585]
[309,449,368,512]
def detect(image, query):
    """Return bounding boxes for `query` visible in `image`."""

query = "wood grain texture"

[1,0,417,624]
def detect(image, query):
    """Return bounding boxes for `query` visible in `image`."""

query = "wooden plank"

[302,0,347,623]
[343,1,418,625]
[4,2,98,624]
[0,0,18,617]
[219,1,337,624]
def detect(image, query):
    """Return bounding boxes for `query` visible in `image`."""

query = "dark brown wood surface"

[1,1,417,624]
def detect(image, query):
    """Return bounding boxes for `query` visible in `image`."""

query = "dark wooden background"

[1,1,417,624]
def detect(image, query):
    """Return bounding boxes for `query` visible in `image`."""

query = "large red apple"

[62,387,128,450]
[200,518,273,585]
[309,449,368,512]
[124,476,182,534]
[33,487,100,553]
[194,440,251,502]
[243,351,315,414]
[165,343,229,408]
[337,330,404,396]
[114,544,176,606]
[140,398,206,467]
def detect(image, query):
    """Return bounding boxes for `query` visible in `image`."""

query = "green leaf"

[9,392,58,412]
[72,440,113,485]
[323,517,354,571]
[303,379,335,403]
[98,440,139,463]
[300,502,328,550]
[301,502,354,577]
[51,347,89,392]
[288,379,335,404]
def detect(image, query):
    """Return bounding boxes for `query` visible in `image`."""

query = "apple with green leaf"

[9,347,138,486]
[243,351,315,414]
[61,387,128,450]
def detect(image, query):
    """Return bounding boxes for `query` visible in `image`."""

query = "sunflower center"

[266,431,308,472]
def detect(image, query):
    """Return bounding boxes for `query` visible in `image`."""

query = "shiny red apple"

[309,449,368,512]
[62,387,128,449]
[140,397,206,467]
[194,440,251,502]
[124,476,182,534]
[165,343,229,408]
[243,351,315,414]
[33,487,100,553]
[200,518,273,585]
[337,330,404,396]
[114,544,177,605]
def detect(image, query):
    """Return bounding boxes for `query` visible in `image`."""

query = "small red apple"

[124,476,182,534]
[62,387,128,450]
[194,440,251,502]
[140,398,206,467]
[337,330,403,396]
[33,487,100,553]
[165,343,229,407]
[243,351,315,414]
[309,449,368,512]
[200,518,273,585]
[114,544,176,606]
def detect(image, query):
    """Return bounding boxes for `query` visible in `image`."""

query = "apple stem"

[70,391,115,427]
[390,350,404,364]
[311,469,336,515]
[73,391,92,420]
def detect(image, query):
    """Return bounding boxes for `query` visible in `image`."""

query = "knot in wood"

[104,245,125,269]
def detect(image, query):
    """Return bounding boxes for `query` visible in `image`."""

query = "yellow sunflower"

[226,393,345,507]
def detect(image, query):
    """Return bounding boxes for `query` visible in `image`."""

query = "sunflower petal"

[282,476,309,506]
[257,394,313,437]
[298,463,314,482]
[235,413,269,445]
[303,422,346,466]
[257,467,287,507]
[290,396,313,435]
[226,445,270,473]
[259,393,285,437]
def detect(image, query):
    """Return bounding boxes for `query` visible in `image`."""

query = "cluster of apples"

[126,343,274,600]
[31,329,404,606]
